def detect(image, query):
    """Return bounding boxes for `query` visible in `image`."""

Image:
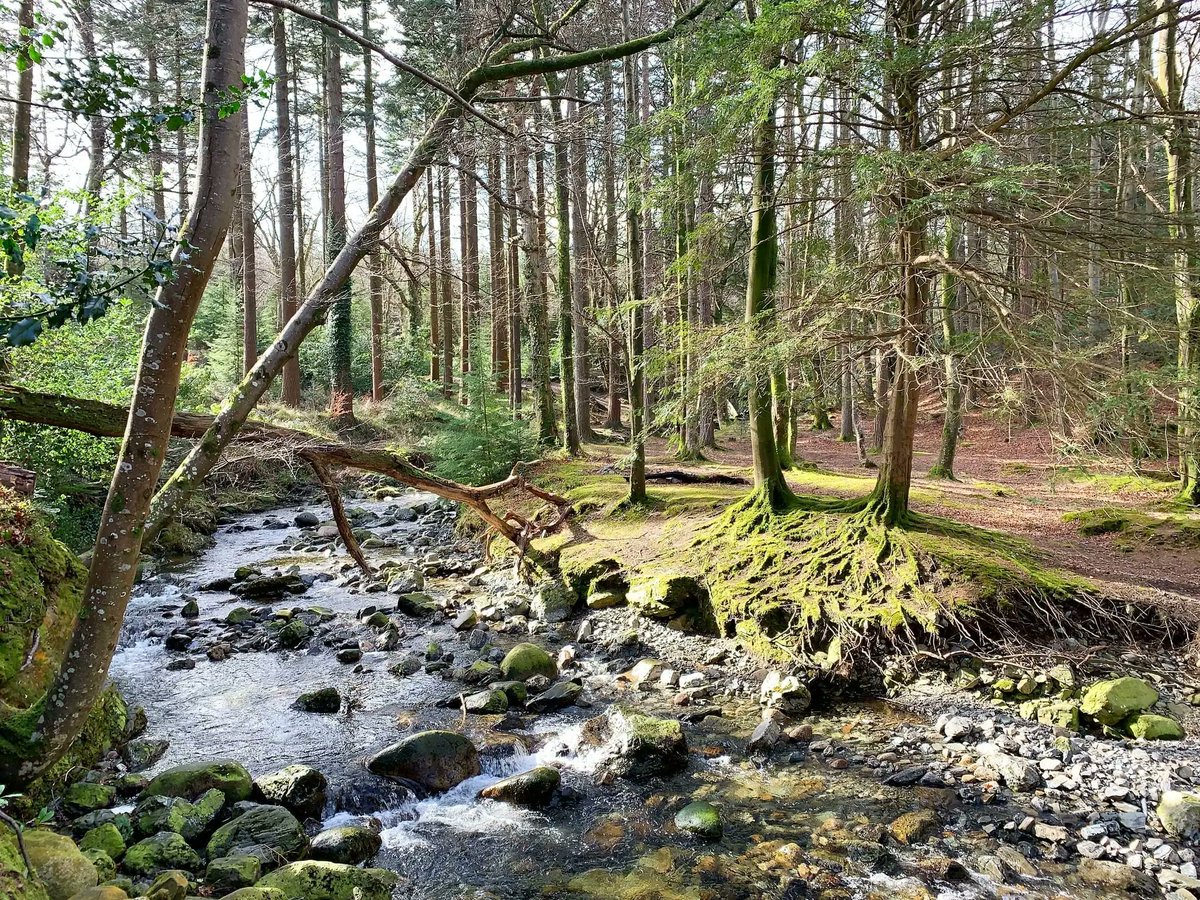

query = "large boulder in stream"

[22,829,97,900]
[309,826,382,865]
[255,860,400,900]
[122,832,203,876]
[205,805,309,869]
[144,759,253,803]
[583,705,689,781]
[132,789,224,841]
[499,643,557,682]
[478,766,561,808]
[253,765,328,821]
[367,730,480,793]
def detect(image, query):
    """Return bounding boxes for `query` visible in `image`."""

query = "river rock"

[526,680,582,712]
[206,854,262,892]
[626,572,703,619]
[976,743,1042,790]
[309,826,382,865]
[123,832,202,876]
[758,671,812,715]
[123,738,169,772]
[1078,858,1156,895]
[531,579,576,623]
[254,765,328,821]
[492,680,528,706]
[63,781,116,818]
[65,888,129,900]
[23,830,97,900]
[292,687,341,714]
[1158,790,1200,837]
[145,759,252,803]
[1125,712,1184,740]
[255,860,399,900]
[144,870,189,900]
[205,805,308,869]
[479,766,561,808]
[674,801,721,840]
[367,730,481,793]
[395,592,437,616]
[276,619,311,649]
[888,809,940,845]
[232,573,308,601]
[216,888,286,900]
[1080,677,1158,725]
[499,643,557,681]
[586,705,688,780]
[80,823,126,862]
[132,790,224,842]
[464,688,509,714]
[294,511,320,527]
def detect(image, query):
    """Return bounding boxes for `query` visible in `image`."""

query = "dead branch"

[302,454,372,575]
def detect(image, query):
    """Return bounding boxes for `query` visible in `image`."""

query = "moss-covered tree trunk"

[273,7,302,407]
[625,45,647,503]
[930,217,962,480]
[0,0,248,788]
[324,0,355,427]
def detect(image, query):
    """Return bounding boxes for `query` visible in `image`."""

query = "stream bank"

[11,490,1200,899]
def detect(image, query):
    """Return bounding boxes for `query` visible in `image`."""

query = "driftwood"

[0,385,570,571]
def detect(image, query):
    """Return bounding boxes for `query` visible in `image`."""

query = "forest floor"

[532,403,1200,615]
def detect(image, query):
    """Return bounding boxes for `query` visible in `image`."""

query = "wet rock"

[748,720,782,753]
[63,781,116,818]
[332,775,418,816]
[205,805,308,869]
[1078,858,1156,895]
[674,801,721,840]
[526,680,582,713]
[453,607,478,631]
[395,592,437,616]
[1125,713,1184,740]
[163,633,192,652]
[294,511,320,527]
[388,654,423,677]
[617,659,663,690]
[366,730,481,793]
[464,688,510,714]
[336,647,362,664]
[180,598,199,619]
[531,579,576,623]
[586,705,688,781]
[255,860,399,900]
[123,832,202,876]
[493,680,528,706]
[199,575,236,591]
[232,573,308,601]
[883,766,927,786]
[70,811,132,843]
[309,826,382,865]
[888,810,940,845]
[80,823,126,862]
[1080,677,1158,725]
[478,766,561,808]
[1158,790,1200,837]
[23,829,97,900]
[225,607,251,625]
[916,856,970,882]
[276,619,311,649]
[206,854,261,892]
[292,687,341,714]
[499,643,557,682]
[145,759,252,803]
[132,790,224,842]
[254,765,328,821]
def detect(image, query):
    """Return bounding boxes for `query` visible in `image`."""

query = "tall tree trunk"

[506,147,522,412]
[0,0,248,788]
[174,40,189,220]
[10,0,34,196]
[489,151,509,396]
[363,0,384,401]
[570,69,593,442]
[273,7,301,406]
[624,48,646,503]
[239,104,258,374]
[427,167,441,384]
[603,62,623,429]
[438,162,454,398]
[459,148,480,398]
[324,0,354,426]
[696,171,716,448]
[546,73,580,453]
[76,0,106,214]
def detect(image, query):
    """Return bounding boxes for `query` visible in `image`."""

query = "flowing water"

[109,495,1103,900]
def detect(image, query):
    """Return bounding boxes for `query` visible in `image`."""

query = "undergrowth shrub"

[425,373,535,485]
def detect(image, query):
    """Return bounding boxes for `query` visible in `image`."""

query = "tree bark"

[11,0,34,196]
[363,0,385,402]
[0,0,249,789]
[569,68,593,442]
[239,104,258,374]
[438,162,454,398]
[273,7,302,406]
[427,167,441,384]
[489,151,510,396]
[624,47,646,503]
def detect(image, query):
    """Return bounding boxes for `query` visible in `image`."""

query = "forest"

[1,0,1200,896]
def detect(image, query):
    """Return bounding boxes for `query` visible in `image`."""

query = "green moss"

[1064,506,1200,548]
[0,828,51,900]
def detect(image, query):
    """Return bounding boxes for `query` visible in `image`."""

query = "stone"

[205,854,262,892]
[276,619,311,649]
[1035,700,1081,731]
[586,589,625,610]
[79,824,125,862]
[122,739,169,773]
[205,805,308,869]
[144,870,188,900]
[526,680,582,713]
[295,511,320,527]
[1125,713,1185,740]
[210,889,285,900]
[492,680,528,706]
[674,801,721,840]
[180,598,199,618]
[367,730,481,793]
[388,654,423,677]
[452,607,478,631]
[255,861,399,900]
[941,716,973,741]
[122,832,202,876]
[759,671,812,715]
[1080,677,1159,725]
[63,782,116,818]
[131,791,223,843]
[254,765,328,821]
[499,643,558,681]
[23,830,97,900]
[1158,791,1200,838]
[479,766,561,808]
[64,888,128,900]
[464,688,510,714]
[335,647,362,664]
[626,572,703,619]
[618,659,663,689]
[144,759,252,802]
[531,579,576,623]
[1078,858,1156,895]
[587,705,688,781]
[977,743,1042,791]
[395,592,438,616]
[291,687,341,714]
[225,607,252,625]
[889,810,940,845]
[748,720,782,753]
[309,826,382,865]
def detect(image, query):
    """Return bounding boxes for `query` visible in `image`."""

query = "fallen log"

[0,385,569,571]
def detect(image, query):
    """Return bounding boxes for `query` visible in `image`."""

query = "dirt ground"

[559,404,1200,609]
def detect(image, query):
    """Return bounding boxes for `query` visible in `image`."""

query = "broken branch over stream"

[0,385,570,570]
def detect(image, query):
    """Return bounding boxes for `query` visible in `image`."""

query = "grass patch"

[1050,465,1178,495]
[1064,506,1200,548]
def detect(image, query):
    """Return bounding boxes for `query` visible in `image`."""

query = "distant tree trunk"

[239,104,257,374]
[696,171,716,448]
[290,45,307,298]
[871,343,891,453]
[930,217,963,479]
[363,0,384,401]
[427,167,441,384]
[603,63,623,429]
[10,0,33,195]
[323,0,354,427]
[76,0,106,214]
[438,162,454,398]
[146,5,167,233]
[174,41,189,220]
[506,147,522,412]
[489,151,509,396]
[624,48,646,503]
[273,8,301,406]
[570,69,593,442]
[0,0,248,789]
[459,148,480,398]
[546,73,580,453]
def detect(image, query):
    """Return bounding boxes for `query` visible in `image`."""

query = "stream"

[108,492,1122,899]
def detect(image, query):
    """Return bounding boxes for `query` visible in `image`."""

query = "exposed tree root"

[693,488,1193,678]
[0,386,571,574]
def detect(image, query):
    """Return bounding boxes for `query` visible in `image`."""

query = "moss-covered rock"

[144,760,252,803]
[499,643,557,682]
[585,705,688,781]
[291,687,341,714]
[1125,713,1185,740]
[1158,790,1200,837]
[254,860,399,900]
[888,810,941,845]
[674,801,721,840]
[205,805,308,869]
[143,869,189,900]
[81,847,116,883]
[63,782,116,818]
[122,832,202,876]
[308,826,382,865]
[64,886,129,900]
[1080,677,1159,725]
[253,765,327,821]
[626,573,703,620]
[132,789,224,843]
[216,888,285,900]
[478,766,560,808]
[0,829,51,900]
[366,730,480,793]
[206,854,262,892]
[79,823,126,862]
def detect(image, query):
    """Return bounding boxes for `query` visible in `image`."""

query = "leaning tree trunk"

[0,0,248,789]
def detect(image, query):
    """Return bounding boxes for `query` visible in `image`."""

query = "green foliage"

[425,372,535,485]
